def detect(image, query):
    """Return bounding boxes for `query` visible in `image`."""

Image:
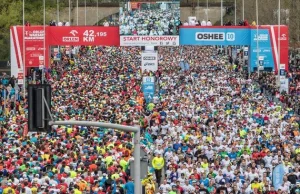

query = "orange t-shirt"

[89,164,97,172]
[77,181,87,191]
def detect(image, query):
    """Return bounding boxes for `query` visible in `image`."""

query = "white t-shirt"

[205,149,214,159]
[159,184,171,193]
[221,159,231,167]
[248,172,259,182]
[155,138,164,145]
[264,156,273,168]
[155,148,164,155]
[151,126,159,136]
[164,151,173,161]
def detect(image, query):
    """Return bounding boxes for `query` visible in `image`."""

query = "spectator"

[207,20,212,26]
[183,20,189,26]
[201,19,207,26]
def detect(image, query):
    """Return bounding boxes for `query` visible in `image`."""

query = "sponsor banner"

[258,56,264,66]
[39,55,44,70]
[141,52,158,72]
[65,45,70,55]
[53,48,61,61]
[39,55,44,67]
[250,47,274,71]
[11,26,47,72]
[280,64,286,77]
[232,47,237,60]
[179,27,250,46]
[17,73,24,85]
[47,26,120,46]
[250,29,275,72]
[250,26,289,73]
[130,2,141,9]
[244,46,249,57]
[272,25,289,72]
[280,78,289,94]
[120,36,179,46]
[250,29,274,71]
[258,56,264,70]
[142,76,155,103]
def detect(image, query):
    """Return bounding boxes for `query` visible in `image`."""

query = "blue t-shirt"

[30,137,38,143]
[228,152,237,160]
[124,181,134,194]
[200,178,210,187]
[173,143,181,151]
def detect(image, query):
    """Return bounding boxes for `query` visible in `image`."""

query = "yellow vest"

[152,157,164,170]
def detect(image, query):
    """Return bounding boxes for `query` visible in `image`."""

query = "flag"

[272,163,285,190]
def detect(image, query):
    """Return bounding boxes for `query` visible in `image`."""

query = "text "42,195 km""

[83,30,107,42]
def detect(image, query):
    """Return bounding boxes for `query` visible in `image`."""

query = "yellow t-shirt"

[31,187,38,194]
[74,189,82,194]
[70,170,77,178]
[201,162,209,169]
[3,187,15,194]
[251,182,262,191]
[111,173,120,180]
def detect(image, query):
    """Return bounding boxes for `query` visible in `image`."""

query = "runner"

[0,45,299,194]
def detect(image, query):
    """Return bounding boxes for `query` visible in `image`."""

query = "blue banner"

[250,29,275,71]
[179,27,276,73]
[142,76,155,103]
[179,28,251,46]
[272,163,285,190]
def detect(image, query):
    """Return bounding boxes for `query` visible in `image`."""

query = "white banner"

[120,36,179,46]
[17,73,24,85]
[280,78,289,93]
[188,16,197,26]
[141,52,158,72]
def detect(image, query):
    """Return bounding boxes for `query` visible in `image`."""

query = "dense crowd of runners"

[0,45,299,194]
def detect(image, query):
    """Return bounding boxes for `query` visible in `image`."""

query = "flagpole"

[221,0,223,26]
[69,0,71,25]
[256,0,259,77]
[76,0,78,26]
[206,0,208,22]
[278,0,281,81]
[22,0,26,97]
[57,0,59,23]
[97,0,99,25]
[85,0,87,25]
[234,0,236,25]
[42,0,45,84]
[242,0,244,21]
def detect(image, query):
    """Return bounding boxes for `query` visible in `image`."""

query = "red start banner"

[46,26,120,46]
[10,26,120,76]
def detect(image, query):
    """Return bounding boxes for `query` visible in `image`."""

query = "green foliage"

[0,0,56,61]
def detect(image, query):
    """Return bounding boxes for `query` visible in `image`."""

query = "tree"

[0,1,22,61]
[289,0,300,48]
[0,0,56,61]
[222,0,299,46]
